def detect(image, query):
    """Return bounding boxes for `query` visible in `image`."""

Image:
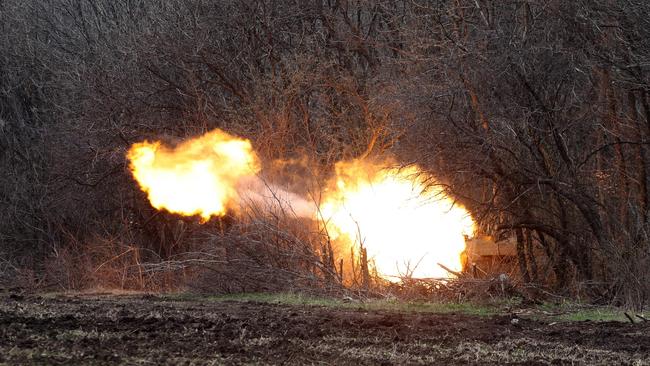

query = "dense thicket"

[1,0,649,307]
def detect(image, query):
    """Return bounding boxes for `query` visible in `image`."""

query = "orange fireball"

[127,129,260,221]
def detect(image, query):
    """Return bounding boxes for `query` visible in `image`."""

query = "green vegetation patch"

[167,292,645,323]
[168,292,503,316]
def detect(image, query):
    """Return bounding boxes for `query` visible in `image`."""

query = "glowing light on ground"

[319,160,475,279]
[127,129,260,221]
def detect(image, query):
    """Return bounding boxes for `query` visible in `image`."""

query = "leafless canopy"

[1,0,649,307]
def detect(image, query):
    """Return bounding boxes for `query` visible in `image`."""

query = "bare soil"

[1,294,648,365]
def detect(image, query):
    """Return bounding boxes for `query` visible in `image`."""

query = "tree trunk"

[515,228,531,283]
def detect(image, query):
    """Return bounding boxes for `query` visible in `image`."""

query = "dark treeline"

[1,0,649,307]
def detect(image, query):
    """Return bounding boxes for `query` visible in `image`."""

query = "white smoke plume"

[236,176,317,219]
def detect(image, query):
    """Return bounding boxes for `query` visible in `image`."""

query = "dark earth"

[1,294,649,365]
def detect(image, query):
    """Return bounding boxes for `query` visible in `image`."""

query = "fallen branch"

[437,263,462,277]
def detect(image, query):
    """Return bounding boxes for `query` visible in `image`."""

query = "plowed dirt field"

[1,294,648,365]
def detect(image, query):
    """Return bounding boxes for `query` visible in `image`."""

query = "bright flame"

[320,160,475,279]
[127,129,476,279]
[127,129,260,220]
